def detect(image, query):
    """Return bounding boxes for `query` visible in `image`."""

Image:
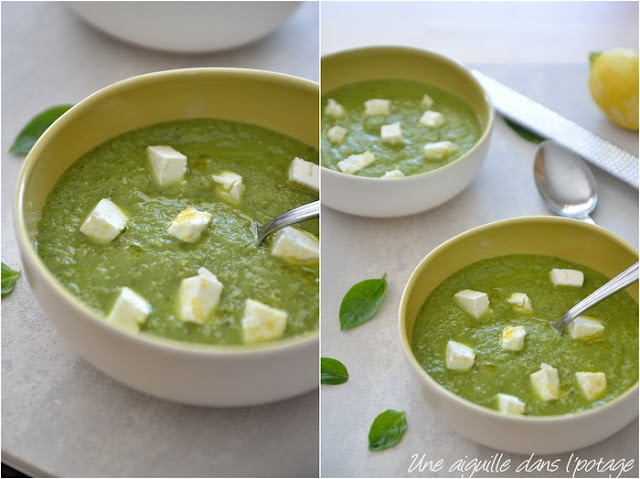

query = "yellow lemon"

[588,48,638,130]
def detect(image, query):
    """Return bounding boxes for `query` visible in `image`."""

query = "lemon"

[588,48,638,130]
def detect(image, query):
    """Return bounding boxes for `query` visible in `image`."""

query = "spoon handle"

[553,262,639,332]
[256,200,320,244]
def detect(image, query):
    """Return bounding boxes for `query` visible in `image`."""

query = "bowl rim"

[14,67,319,358]
[320,44,495,182]
[399,215,639,423]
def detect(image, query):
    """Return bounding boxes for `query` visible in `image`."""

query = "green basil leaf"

[339,274,387,330]
[368,409,407,451]
[321,357,349,385]
[10,104,74,155]
[1,262,21,296]
[504,118,544,145]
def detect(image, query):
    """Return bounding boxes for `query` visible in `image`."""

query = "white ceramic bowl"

[15,68,319,407]
[321,46,494,218]
[70,2,301,53]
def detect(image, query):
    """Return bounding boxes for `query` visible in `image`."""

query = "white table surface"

[320,2,639,478]
[1,2,319,477]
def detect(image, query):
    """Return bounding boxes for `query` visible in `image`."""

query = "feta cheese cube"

[106,287,151,333]
[80,198,128,243]
[325,98,345,118]
[454,289,489,318]
[567,316,605,340]
[550,268,584,287]
[575,372,607,401]
[167,206,212,243]
[446,340,475,371]
[421,93,434,108]
[242,299,288,344]
[147,145,187,187]
[327,125,348,144]
[419,110,446,128]
[496,393,526,415]
[530,363,560,401]
[288,157,319,192]
[364,99,391,116]
[177,267,223,323]
[338,151,375,175]
[423,141,458,160]
[500,325,526,351]
[271,226,319,264]
[380,122,405,145]
[507,292,533,313]
[211,171,245,203]
[381,169,405,179]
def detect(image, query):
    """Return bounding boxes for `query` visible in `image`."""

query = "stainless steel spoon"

[253,200,319,245]
[534,140,598,224]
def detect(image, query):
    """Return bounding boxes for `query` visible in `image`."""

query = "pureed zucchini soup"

[321,79,482,178]
[37,119,319,346]
[411,255,638,416]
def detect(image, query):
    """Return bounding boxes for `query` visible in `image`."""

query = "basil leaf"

[339,274,387,330]
[504,118,544,144]
[1,262,21,296]
[10,104,74,155]
[321,357,349,385]
[368,409,407,451]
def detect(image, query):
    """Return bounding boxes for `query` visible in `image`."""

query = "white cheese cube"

[380,122,405,145]
[446,340,475,371]
[364,99,391,116]
[507,292,533,313]
[288,157,319,192]
[421,93,434,108]
[80,198,128,243]
[567,316,604,340]
[454,289,489,318]
[271,226,319,264]
[211,171,245,203]
[177,267,223,323]
[550,268,584,287]
[575,372,607,401]
[147,145,187,187]
[419,110,446,128]
[242,299,288,344]
[167,206,212,243]
[530,363,560,401]
[325,98,345,118]
[106,287,151,333]
[327,125,348,144]
[381,169,404,179]
[337,151,375,175]
[500,325,526,351]
[423,141,458,160]
[496,393,526,415]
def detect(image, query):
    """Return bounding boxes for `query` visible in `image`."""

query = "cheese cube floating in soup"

[567,316,604,340]
[325,98,345,118]
[177,267,223,323]
[242,299,288,344]
[380,122,405,145]
[446,340,475,371]
[364,99,391,116]
[423,141,458,160]
[381,169,404,179]
[327,125,348,144]
[575,372,607,401]
[79,198,128,243]
[507,292,533,313]
[501,325,526,351]
[419,110,446,128]
[106,287,151,333]
[530,363,560,401]
[550,268,584,287]
[288,157,319,192]
[271,227,319,264]
[147,145,187,187]
[454,289,489,318]
[211,171,245,203]
[496,393,526,415]
[421,93,434,108]
[338,151,375,175]
[167,206,212,243]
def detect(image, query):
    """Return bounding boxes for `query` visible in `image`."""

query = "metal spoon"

[534,140,598,224]
[252,200,319,245]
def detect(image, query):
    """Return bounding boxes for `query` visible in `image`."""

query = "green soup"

[411,254,638,416]
[321,79,482,177]
[37,119,319,346]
